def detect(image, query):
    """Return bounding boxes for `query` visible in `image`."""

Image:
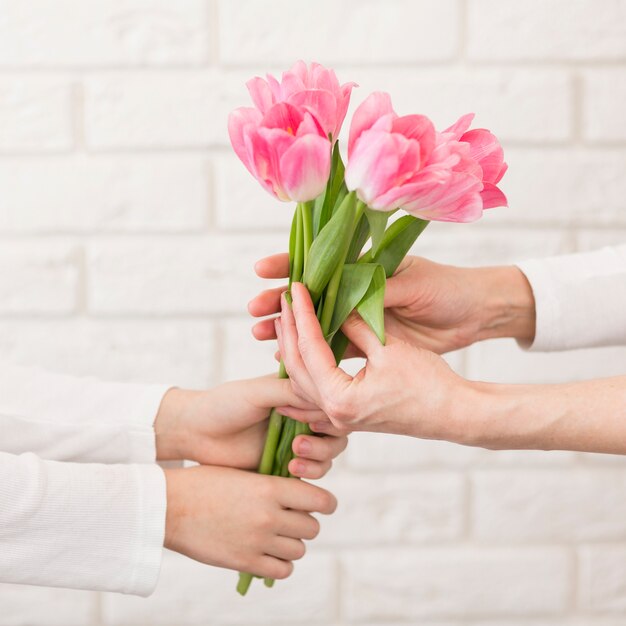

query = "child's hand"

[154,376,348,479]
[163,465,337,579]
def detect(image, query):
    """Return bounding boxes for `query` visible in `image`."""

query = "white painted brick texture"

[1,1,625,625]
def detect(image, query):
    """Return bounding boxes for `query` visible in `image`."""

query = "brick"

[472,470,626,542]
[345,431,485,470]
[345,67,572,143]
[0,242,79,314]
[213,154,293,232]
[467,0,626,61]
[0,319,216,387]
[0,584,95,626]
[342,548,570,619]
[0,77,73,152]
[316,472,464,545]
[0,0,210,67]
[465,338,626,384]
[218,0,459,65]
[409,225,572,267]
[583,69,626,142]
[487,149,626,227]
[86,234,284,315]
[102,549,337,624]
[220,317,282,382]
[84,72,224,149]
[577,229,626,251]
[0,154,209,233]
[579,545,626,612]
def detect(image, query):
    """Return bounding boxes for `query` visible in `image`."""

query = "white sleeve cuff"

[516,245,626,352]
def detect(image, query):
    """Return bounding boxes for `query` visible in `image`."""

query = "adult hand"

[155,376,348,480]
[274,283,474,442]
[249,253,536,354]
[164,465,337,579]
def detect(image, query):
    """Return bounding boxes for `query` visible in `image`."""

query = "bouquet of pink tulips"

[229,61,507,595]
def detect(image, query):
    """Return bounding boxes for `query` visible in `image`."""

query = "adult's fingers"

[255,253,289,279]
[291,283,352,392]
[252,317,279,341]
[278,479,337,514]
[384,256,414,307]
[341,313,385,357]
[248,285,286,318]
[276,295,320,403]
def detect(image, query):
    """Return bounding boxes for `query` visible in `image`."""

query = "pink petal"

[348,92,395,157]
[345,130,406,206]
[227,107,263,173]
[444,113,475,140]
[288,89,338,138]
[480,183,508,209]
[392,114,436,163]
[460,128,505,183]
[493,161,508,185]
[246,77,274,113]
[280,134,331,202]
[262,102,304,133]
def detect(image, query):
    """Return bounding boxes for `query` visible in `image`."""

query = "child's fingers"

[268,537,306,562]
[275,405,326,423]
[292,434,348,462]
[288,458,332,480]
[277,510,320,540]
[253,555,293,580]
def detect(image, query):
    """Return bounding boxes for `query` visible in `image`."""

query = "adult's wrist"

[154,389,195,461]
[474,265,536,344]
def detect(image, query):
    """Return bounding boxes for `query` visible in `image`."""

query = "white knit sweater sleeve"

[517,244,626,351]
[0,451,166,595]
[0,362,171,464]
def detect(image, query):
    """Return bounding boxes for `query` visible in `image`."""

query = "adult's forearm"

[463,375,626,454]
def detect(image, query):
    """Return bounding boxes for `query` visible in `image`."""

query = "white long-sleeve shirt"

[0,364,170,596]
[517,244,626,352]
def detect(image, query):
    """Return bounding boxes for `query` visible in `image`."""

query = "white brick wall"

[0,1,625,624]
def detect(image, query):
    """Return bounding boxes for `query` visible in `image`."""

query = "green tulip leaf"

[327,263,379,340]
[346,213,371,264]
[364,207,390,257]
[356,263,386,344]
[365,215,430,277]
[304,191,357,302]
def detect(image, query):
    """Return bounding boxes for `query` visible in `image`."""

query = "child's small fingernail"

[291,460,306,475]
[312,421,329,432]
[296,438,312,454]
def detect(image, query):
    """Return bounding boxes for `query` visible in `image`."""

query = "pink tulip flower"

[246,60,357,141]
[442,113,508,211]
[228,102,332,203]
[346,93,508,222]
[345,91,437,212]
